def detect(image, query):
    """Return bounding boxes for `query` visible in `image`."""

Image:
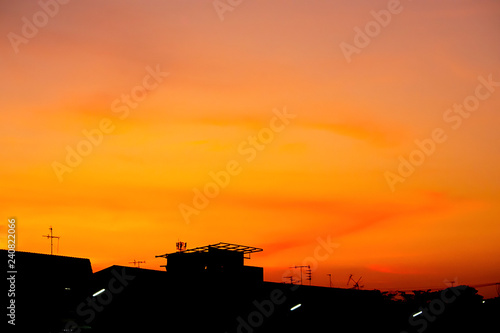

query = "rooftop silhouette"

[3,246,499,333]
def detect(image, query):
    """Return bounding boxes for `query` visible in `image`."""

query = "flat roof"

[155,242,263,259]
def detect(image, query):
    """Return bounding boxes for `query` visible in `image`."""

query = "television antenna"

[347,274,364,290]
[176,241,187,252]
[283,275,299,285]
[290,265,310,285]
[129,260,146,268]
[42,227,60,255]
[305,266,312,285]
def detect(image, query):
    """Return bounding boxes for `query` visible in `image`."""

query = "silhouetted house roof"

[2,250,93,293]
[1,250,93,331]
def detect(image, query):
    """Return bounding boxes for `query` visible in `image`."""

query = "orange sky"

[1,0,500,298]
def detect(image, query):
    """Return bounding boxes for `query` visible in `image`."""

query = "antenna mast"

[327,274,332,288]
[42,227,60,255]
[290,265,311,285]
[129,259,146,268]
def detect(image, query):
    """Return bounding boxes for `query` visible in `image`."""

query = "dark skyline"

[3,248,499,332]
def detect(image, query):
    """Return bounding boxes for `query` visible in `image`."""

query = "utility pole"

[327,274,332,288]
[42,227,60,255]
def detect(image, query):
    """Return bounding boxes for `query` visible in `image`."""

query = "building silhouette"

[155,242,264,286]
[2,245,498,333]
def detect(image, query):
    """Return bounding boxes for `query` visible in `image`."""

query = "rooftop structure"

[155,242,263,285]
[156,242,263,258]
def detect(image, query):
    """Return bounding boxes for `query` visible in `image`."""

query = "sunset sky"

[1,0,500,298]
